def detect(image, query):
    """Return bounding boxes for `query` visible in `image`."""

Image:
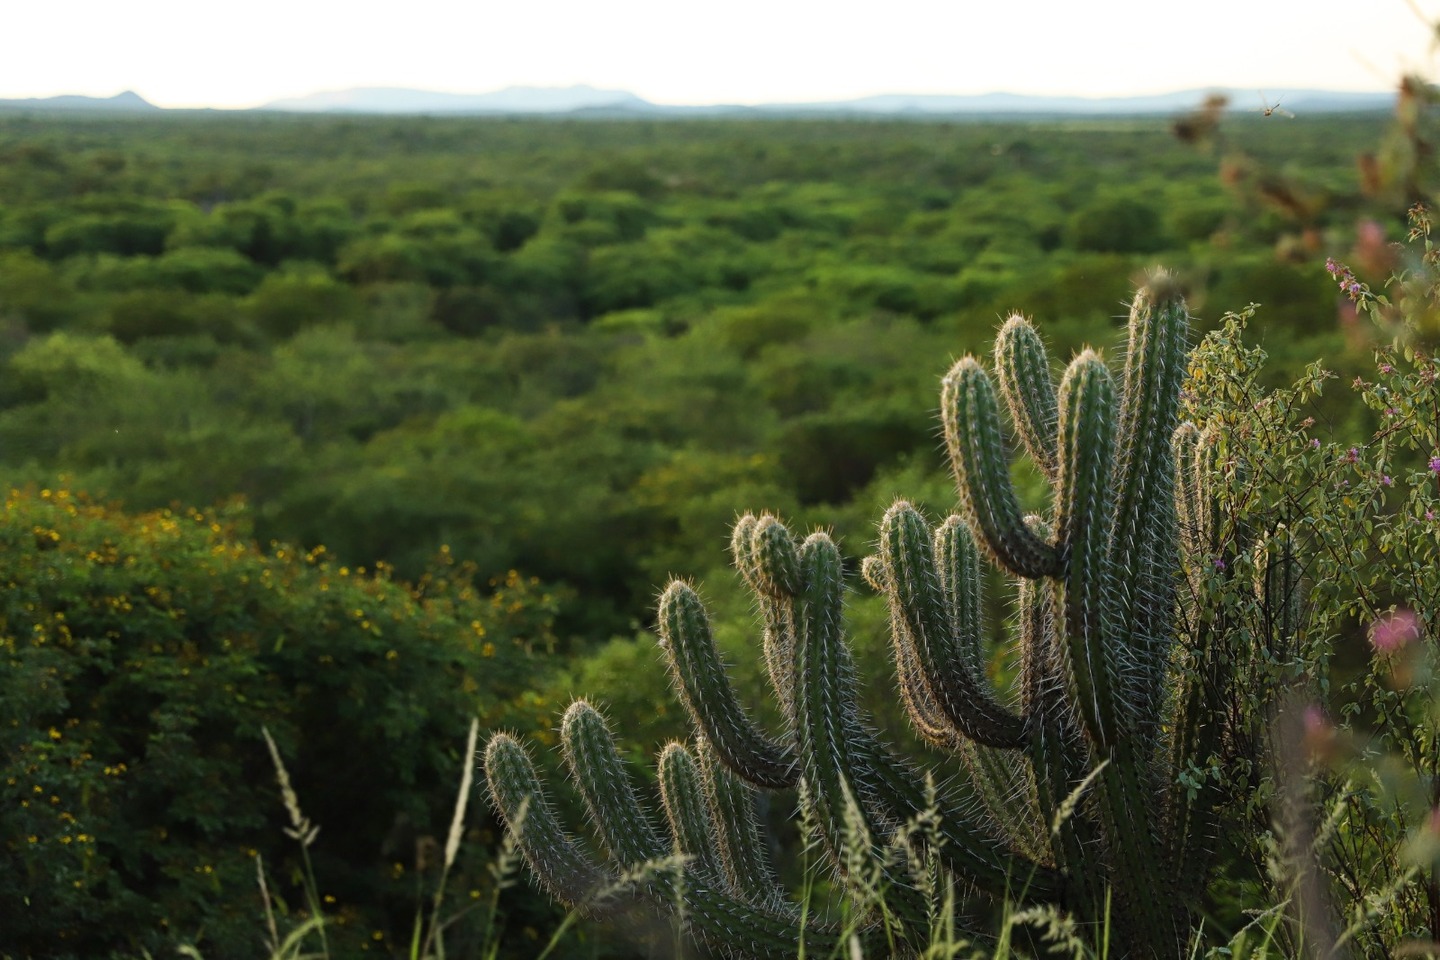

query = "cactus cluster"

[485,274,1254,956]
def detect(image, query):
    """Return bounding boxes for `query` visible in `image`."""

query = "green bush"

[0,488,559,959]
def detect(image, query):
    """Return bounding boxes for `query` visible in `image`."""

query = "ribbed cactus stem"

[1110,274,1188,699]
[995,314,1061,482]
[933,515,984,675]
[657,581,798,789]
[750,514,804,598]
[879,501,1025,747]
[1055,350,1122,750]
[1171,422,1205,561]
[791,533,866,852]
[483,734,614,910]
[696,738,787,907]
[1113,276,1189,547]
[790,533,930,937]
[943,356,1062,579]
[560,701,670,867]
[888,590,966,750]
[659,742,721,876]
[732,514,801,716]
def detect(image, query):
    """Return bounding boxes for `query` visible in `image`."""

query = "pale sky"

[2,0,1435,109]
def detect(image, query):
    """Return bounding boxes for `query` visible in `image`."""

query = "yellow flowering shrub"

[0,487,559,958]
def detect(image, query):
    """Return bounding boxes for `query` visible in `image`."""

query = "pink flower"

[1382,475,1394,487]
[1370,609,1421,653]
[1380,363,1394,374]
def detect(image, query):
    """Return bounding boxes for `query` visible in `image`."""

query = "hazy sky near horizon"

[3,0,1435,108]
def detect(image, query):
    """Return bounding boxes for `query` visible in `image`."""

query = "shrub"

[0,488,558,959]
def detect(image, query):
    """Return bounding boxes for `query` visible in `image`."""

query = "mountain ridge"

[261,84,1395,116]
[0,85,1393,117]
[0,90,158,112]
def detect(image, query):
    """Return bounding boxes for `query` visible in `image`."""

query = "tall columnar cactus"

[485,273,1259,957]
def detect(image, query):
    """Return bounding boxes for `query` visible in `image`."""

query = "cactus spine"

[486,273,1251,957]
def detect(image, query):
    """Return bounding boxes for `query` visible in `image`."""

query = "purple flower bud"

[1311,438,1321,449]
[1380,363,1394,374]
[1325,257,1340,276]
[1346,447,1359,463]
[1382,475,1394,486]
[1213,557,1226,572]
[1429,456,1440,474]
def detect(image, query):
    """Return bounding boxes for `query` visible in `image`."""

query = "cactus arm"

[956,738,1050,864]
[875,543,1047,861]
[1109,277,1188,710]
[995,314,1061,483]
[657,581,799,789]
[943,357,1062,579]
[1112,278,1189,564]
[1172,421,1213,633]
[658,742,722,876]
[484,733,616,911]
[789,532,931,938]
[932,515,986,677]
[877,502,1026,748]
[560,701,671,867]
[735,514,804,717]
[1164,419,1226,884]
[696,737,789,907]
[863,552,964,751]
[885,590,967,751]
[1054,350,1123,750]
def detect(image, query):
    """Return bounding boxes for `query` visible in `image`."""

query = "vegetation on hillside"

[0,77,1435,957]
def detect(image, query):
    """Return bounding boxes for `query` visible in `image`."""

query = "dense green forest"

[0,111,1389,630]
[0,103,1431,958]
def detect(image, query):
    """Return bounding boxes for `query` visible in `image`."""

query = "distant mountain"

[260,85,649,114]
[0,86,1392,118]
[256,85,1393,118]
[748,89,1394,116]
[0,90,157,112]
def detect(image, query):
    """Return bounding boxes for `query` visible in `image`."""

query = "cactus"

[485,273,1255,956]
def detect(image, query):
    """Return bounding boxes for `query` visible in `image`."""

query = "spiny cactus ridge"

[484,273,1280,957]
